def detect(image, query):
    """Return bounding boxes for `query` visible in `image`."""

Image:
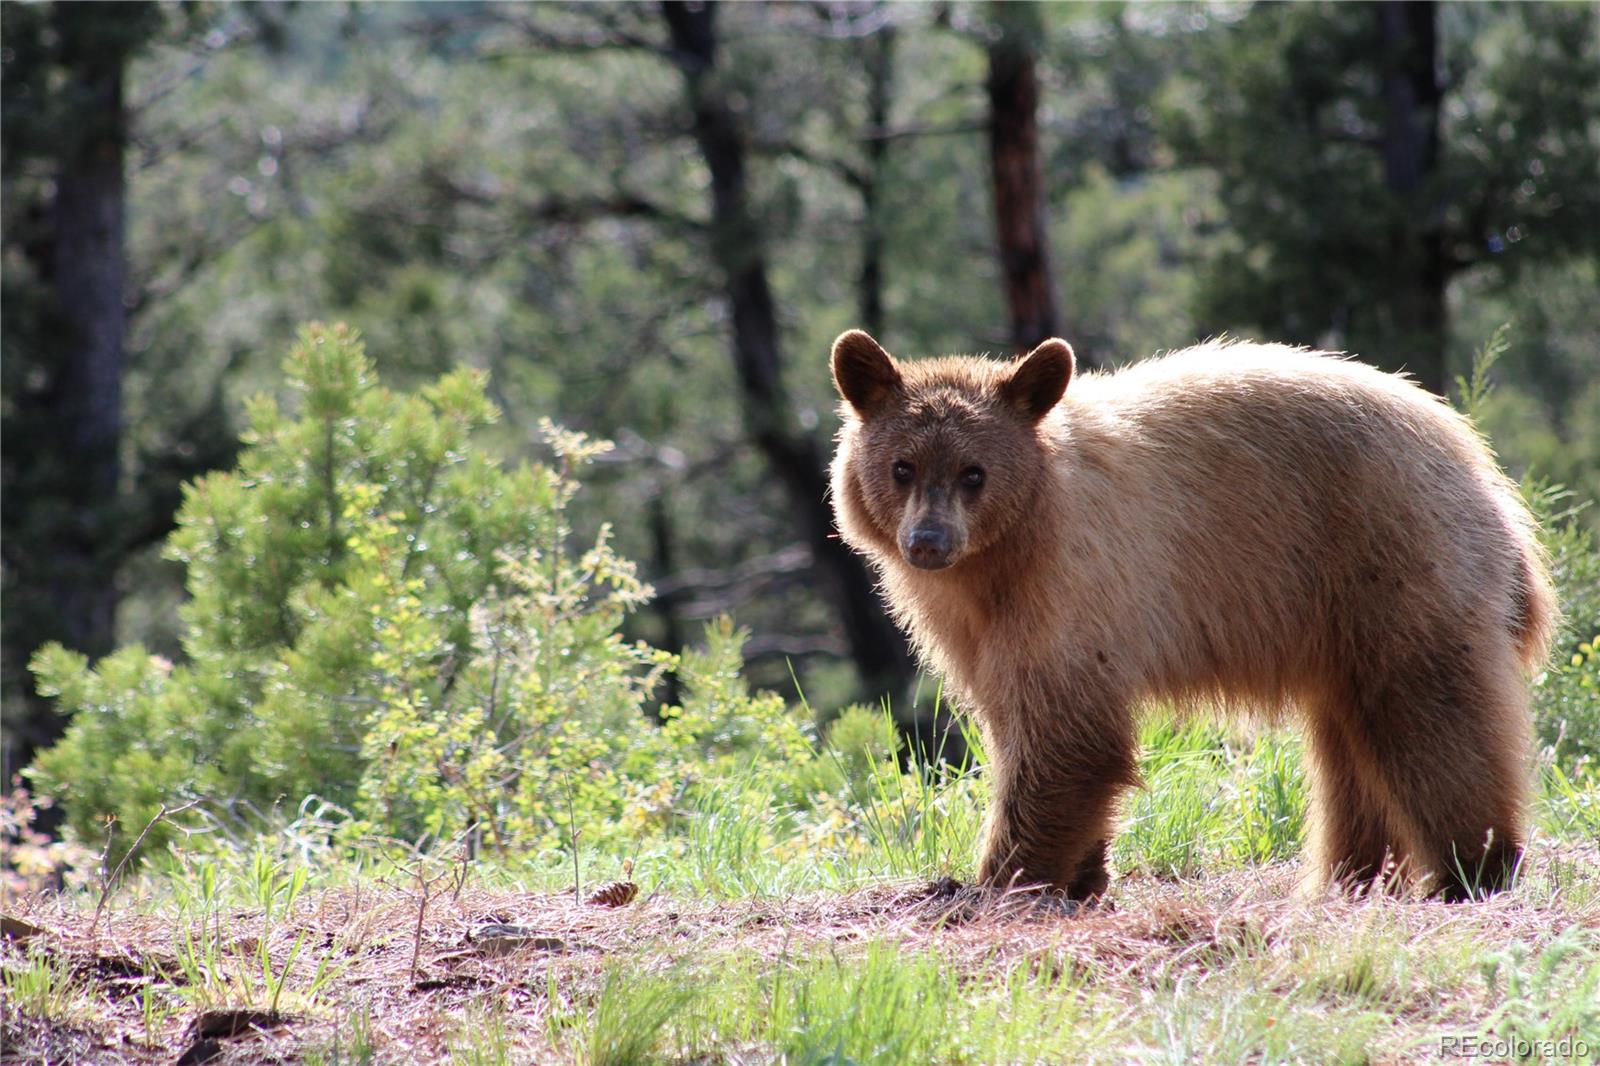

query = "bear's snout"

[902,524,955,570]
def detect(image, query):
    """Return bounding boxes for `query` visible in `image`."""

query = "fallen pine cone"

[584,880,638,907]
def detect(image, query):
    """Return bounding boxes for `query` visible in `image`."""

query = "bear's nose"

[902,525,952,570]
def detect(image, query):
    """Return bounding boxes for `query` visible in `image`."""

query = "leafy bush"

[1528,486,1600,770]
[0,780,93,897]
[29,324,822,863]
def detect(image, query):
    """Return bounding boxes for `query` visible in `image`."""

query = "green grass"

[3,942,83,1025]
[651,942,1099,1065]
[578,966,695,1066]
[5,718,1599,1065]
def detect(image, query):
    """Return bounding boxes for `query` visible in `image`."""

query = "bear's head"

[829,329,1073,572]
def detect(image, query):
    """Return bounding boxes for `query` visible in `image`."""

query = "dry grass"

[5,842,1598,1064]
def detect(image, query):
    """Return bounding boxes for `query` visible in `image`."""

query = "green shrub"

[1529,485,1600,770]
[34,323,563,860]
[29,324,817,863]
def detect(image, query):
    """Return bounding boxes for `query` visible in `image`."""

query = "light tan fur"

[829,331,1558,901]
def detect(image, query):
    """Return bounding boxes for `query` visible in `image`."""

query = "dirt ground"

[4,854,1597,1065]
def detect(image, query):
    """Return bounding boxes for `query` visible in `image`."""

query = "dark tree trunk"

[859,25,895,337]
[987,1,1061,355]
[2,6,147,777]
[660,1,915,702]
[53,18,129,512]
[1378,0,1446,394]
[648,491,685,710]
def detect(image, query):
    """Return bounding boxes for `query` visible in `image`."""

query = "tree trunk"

[2,6,146,777]
[648,490,685,710]
[660,1,915,702]
[53,16,129,509]
[859,24,895,337]
[987,1,1061,355]
[1378,0,1447,394]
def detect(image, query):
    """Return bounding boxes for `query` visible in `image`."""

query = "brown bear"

[828,329,1557,902]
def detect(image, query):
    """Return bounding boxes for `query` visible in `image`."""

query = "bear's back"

[1061,341,1513,539]
[1040,341,1538,705]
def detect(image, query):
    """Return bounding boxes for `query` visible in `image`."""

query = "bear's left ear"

[1000,338,1074,421]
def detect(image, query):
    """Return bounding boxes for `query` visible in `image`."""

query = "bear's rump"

[1093,386,1529,707]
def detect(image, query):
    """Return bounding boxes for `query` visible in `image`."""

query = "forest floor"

[5,845,1599,1065]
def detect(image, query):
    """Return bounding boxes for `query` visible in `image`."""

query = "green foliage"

[357,600,818,855]
[579,966,694,1066]
[763,943,971,1064]
[1113,719,1308,878]
[448,1002,514,1066]
[2,943,83,1025]
[1453,321,1513,415]
[1540,762,1600,852]
[1529,487,1600,769]
[31,325,615,858]
[1232,732,1309,865]
[347,419,670,849]
[1480,927,1600,1052]
[1164,3,1600,386]
[26,324,843,867]
[1458,260,1600,526]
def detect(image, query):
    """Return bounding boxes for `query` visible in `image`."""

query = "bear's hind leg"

[1400,663,1528,901]
[1337,649,1530,900]
[1304,713,1406,892]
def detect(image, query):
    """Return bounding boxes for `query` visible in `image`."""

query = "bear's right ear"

[831,330,903,418]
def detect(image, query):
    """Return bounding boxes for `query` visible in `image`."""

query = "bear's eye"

[960,466,985,489]
[892,460,914,484]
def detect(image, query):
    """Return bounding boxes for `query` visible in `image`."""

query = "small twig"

[450,835,472,903]
[94,815,118,897]
[366,834,456,987]
[563,771,582,902]
[409,866,433,987]
[90,799,202,940]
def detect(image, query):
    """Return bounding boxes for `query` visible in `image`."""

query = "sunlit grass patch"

[1113,717,1311,880]
[559,942,1103,1066]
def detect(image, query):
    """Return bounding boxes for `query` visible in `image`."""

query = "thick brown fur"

[828,330,1558,902]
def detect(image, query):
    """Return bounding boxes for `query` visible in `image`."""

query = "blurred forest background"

[5,0,1599,780]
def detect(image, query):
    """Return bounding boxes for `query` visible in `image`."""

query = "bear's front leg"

[976,707,1136,899]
